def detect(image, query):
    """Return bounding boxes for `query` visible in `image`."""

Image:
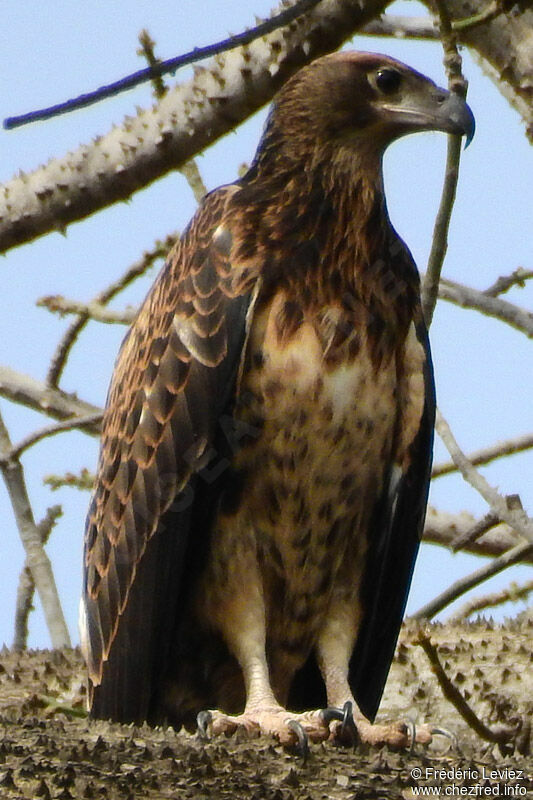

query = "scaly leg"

[317,595,432,747]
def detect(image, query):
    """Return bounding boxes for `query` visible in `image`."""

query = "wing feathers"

[83,185,254,704]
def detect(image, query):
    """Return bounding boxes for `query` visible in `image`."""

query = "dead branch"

[423,506,533,565]
[2,414,104,463]
[436,409,533,545]
[411,539,533,620]
[13,505,62,651]
[423,0,533,142]
[432,431,533,478]
[361,14,438,40]
[484,267,533,297]
[47,233,176,387]
[449,579,533,622]
[0,0,390,254]
[138,27,208,204]
[5,0,325,129]
[0,412,70,648]
[450,511,500,552]
[0,365,102,430]
[438,277,533,338]
[43,468,94,492]
[414,628,519,750]
[38,295,135,325]
[421,0,466,327]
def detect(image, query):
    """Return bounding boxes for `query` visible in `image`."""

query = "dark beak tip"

[447,92,475,149]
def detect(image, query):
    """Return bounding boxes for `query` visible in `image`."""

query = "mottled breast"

[233,291,400,617]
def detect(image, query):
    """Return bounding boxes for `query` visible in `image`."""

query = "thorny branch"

[414,628,522,753]
[0,0,392,254]
[4,0,325,129]
[138,27,208,203]
[449,579,533,623]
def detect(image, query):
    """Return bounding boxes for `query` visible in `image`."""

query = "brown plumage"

[82,51,474,746]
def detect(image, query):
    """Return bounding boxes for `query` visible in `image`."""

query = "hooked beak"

[381,86,475,148]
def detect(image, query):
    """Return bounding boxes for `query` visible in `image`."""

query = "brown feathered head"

[255,51,474,169]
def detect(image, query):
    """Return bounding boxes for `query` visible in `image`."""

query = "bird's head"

[262,51,474,169]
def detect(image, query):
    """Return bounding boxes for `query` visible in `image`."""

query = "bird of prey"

[81,51,474,748]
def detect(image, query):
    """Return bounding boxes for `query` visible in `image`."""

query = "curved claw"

[340,701,358,748]
[196,710,213,740]
[320,703,358,748]
[320,706,344,725]
[403,718,417,754]
[287,719,310,763]
[430,726,458,752]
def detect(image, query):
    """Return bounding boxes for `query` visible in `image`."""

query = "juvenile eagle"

[81,51,474,747]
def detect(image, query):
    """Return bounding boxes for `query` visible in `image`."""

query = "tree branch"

[421,0,467,327]
[46,233,176,387]
[361,15,439,40]
[432,431,533,478]
[411,539,533,621]
[1,413,104,464]
[435,409,533,545]
[423,0,533,141]
[0,411,71,648]
[423,506,533,565]
[0,365,102,430]
[38,295,135,326]
[414,628,519,749]
[0,0,390,254]
[449,579,533,623]
[13,505,62,651]
[438,277,533,339]
[484,267,533,297]
[4,0,325,129]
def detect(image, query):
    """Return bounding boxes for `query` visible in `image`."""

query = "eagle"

[81,51,474,749]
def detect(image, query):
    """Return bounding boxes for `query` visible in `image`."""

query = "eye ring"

[375,68,402,95]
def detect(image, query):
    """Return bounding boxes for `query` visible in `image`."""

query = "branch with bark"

[2,0,532,256]
[0,0,389,254]
[0,412,71,649]
[0,365,102,430]
[423,506,533,565]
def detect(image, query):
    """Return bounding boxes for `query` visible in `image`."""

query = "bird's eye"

[375,68,402,94]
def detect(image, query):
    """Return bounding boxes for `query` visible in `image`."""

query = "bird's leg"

[197,578,330,746]
[316,600,432,747]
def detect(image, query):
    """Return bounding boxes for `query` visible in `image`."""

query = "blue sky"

[1,1,531,649]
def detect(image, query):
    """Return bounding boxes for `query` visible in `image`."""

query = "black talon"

[320,704,358,748]
[340,701,358,748]
[288,720,309,763]
[320,706,344,725]
[196,710,213,740]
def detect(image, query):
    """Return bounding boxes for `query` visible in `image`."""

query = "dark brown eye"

[375,68,402,94]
